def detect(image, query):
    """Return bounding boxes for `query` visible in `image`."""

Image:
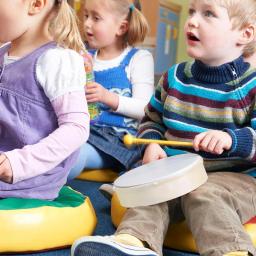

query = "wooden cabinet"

[140,0,181,75]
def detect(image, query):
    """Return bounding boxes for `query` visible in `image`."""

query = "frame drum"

[114,154,207,207]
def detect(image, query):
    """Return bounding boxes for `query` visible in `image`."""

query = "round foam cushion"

[77,169,118,182]
[0,186,97,253]
[111,193,256,252]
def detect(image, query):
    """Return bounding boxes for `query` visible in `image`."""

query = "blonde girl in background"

[0,0,89,200]
[68,0,154,179]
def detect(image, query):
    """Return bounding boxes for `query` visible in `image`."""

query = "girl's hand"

[86,82,119,110]
[86,82,108,103]
[142,143,167,164]
[193,130,232,155]
[0,155,13,183]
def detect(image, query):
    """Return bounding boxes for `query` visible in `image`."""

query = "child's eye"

[84,14,89,19]
[188,8,195,16]
[93,16,100,22]
[204,10,215,17]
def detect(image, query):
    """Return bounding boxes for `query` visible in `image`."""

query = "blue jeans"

[68,143,119,180]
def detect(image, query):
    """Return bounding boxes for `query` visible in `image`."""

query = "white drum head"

[114,154,207,207]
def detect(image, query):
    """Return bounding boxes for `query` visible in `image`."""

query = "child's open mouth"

[187,32,200,41]
[86,32,94,38]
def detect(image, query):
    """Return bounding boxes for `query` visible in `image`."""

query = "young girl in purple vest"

[0,0,89,200]
[68,0,154,180]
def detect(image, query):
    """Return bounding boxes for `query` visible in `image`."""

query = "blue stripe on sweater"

[164,111,237,130]
[163,117,207,133]
[150,96,163,113]
[169,66,256,102]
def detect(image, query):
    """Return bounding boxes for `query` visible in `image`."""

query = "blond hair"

[108,0,149,46]
[50,0,86,53]
[204,0,256,57]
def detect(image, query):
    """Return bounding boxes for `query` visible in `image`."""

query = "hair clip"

[129,4,135,11]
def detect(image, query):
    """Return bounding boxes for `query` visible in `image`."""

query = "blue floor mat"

[11,179,197,256]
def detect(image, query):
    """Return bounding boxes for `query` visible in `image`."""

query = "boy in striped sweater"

[72,0,256,255]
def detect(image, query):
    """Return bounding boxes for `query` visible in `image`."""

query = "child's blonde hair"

[108,0,149,46]
[50,0,86,53]
[205,0,256,57]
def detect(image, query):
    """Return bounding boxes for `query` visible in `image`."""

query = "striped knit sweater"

[138,56,256,173]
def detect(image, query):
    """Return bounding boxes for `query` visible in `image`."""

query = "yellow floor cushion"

[111,193,256,253]
[77,169,118,182]
[0,186,97,253]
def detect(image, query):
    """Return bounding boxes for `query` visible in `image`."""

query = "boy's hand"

[142,143,167,164]
[0,154,13,183]
[193,130,232,155]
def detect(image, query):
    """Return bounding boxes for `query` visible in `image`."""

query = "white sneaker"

[99,183,115,201]
[71,235,159,256]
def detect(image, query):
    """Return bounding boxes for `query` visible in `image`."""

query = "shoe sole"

[71,236,158,256]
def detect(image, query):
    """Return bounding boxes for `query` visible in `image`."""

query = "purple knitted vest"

[0,42,79,199]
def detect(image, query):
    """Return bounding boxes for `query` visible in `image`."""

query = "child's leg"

[115,201,173,256]
[182,172,256,256]
[68,142,117,180]
[71,201,173,256]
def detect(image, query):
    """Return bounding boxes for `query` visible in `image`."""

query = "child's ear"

[238,24,256,45]
[117,20,129,36]
[28,0,47,14]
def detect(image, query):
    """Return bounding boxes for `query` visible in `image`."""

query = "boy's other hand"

[142,143,167,164]
[193,130,232,155]
[0,154,13,183]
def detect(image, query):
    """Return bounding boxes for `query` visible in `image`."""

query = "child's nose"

[84,18,92,28]
[188,16,199,28]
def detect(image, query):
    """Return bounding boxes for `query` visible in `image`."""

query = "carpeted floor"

[12,179,197,256]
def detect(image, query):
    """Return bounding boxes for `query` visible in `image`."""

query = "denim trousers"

[116,172,256,256]
[68,125,143,180]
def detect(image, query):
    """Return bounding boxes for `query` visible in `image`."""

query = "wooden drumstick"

[123,134,193,148]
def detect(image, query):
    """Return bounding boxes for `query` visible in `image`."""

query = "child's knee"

[182,181,223,208]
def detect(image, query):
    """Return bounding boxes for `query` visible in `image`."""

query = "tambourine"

[113,154,207,207]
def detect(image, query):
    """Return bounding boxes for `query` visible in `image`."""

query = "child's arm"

[0,48,89,183]
[223,122,256,160]
[4,91,89,183]
[199,85,256,160]
[193,96,256,159]
[135,73,169,163]
[115,50,154,119]
[137,73,168,140]
[87,50,154,119]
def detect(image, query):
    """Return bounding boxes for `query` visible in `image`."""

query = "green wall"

[171,0,190,63]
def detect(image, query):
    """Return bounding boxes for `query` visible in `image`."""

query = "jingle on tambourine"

[123,134,193,148]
